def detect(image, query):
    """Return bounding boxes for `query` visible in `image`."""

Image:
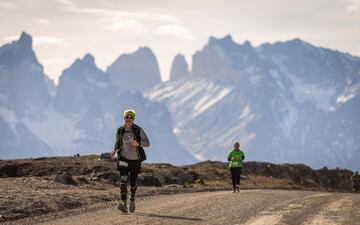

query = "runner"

[227,142,245,193]
[111,109,150,212]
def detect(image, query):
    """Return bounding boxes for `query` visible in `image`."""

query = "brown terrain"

[0,155,358,224]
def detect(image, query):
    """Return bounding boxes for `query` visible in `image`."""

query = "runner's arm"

[139,129,150,148]
[227,152,232,161]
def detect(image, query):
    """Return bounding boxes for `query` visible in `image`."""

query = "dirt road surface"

[38,189,360,225]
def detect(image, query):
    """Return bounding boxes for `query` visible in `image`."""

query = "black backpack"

[117,124,147,162]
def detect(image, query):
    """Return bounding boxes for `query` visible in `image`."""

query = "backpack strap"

[131,124,142,144]
[115,126,125,152]
[131,124,147,162]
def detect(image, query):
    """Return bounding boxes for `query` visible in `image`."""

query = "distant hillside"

[0,155,354,192]
[0,155,357,223]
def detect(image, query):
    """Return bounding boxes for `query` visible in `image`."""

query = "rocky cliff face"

[169,53,190,81]
[106,47,162,92]
[0,32,51,118]
[54,53,112,115]
[0,32,53,158]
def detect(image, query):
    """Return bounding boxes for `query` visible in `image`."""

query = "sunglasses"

[124,116,134,119]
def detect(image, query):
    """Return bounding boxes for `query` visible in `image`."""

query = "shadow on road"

[133,212,204,221]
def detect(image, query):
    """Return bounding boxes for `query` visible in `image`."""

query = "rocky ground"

[0,155,356,224]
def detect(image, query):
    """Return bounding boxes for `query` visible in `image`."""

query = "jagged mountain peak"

[259,38,316,53]
[54,52,110,115]
[83,53,95,63]
[192,35,256,78]
[106,46,162,92]
[208,35,253,51]
[208,35,236,49]
[72,53,96,68]
[170,53,190,81]
[175,53,185,58]
[209,34,233,44]
[61,53,110,85]
[0,31,51,118]
[58,52,110,87]
[0,31,39,68]
[281,38,314,49]
[116,46,155,60]
[18,31,33,48]
[136,46,153,54]
[173,53,187,65]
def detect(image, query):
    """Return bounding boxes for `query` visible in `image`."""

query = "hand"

[130,139,140,147]
[111,150,116,157]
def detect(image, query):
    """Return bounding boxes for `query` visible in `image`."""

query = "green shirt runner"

[227,150,245,168]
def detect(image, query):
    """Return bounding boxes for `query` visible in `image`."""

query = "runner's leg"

[230,168,236,192]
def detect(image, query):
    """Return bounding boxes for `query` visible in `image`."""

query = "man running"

[227,142,245,193]
[111,109,150,212]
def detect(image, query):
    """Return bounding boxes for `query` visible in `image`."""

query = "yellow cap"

[123,109,136,118]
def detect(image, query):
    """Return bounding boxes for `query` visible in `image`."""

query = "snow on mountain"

[106,47,162,92]
[335,80,360,108]
[147,77,255,161]
[0,113,54,159]
[147,35,360,170]
[148,77,232,125]
[22,105,82,156]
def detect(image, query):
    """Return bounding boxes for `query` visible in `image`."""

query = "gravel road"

[39,189,360,225]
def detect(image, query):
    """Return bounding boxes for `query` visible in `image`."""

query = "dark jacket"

[113,123,149,162]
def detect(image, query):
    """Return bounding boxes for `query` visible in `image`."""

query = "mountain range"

[0,32,359,170]
[0,32,195,164]
[147,35,360,170]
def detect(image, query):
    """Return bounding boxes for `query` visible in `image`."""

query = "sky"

[1,0,360,83]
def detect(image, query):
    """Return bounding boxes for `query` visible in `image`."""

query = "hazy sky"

[1,0,360,83]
